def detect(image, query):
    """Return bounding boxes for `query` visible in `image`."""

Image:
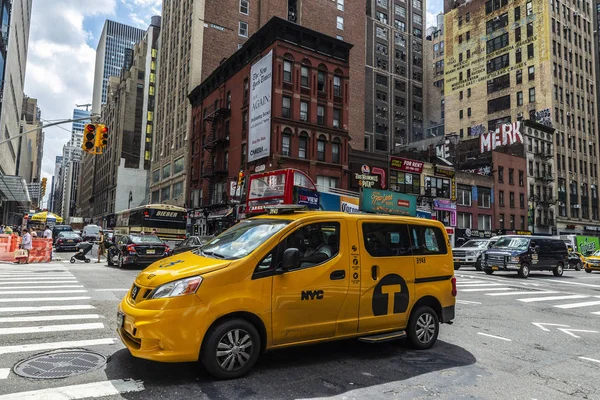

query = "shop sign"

[462,228,494,238]
[296,188,320,209]
[584,226,600,231]
[433,199,456,210]
[255,164,266,173]
[435,166,455,178]
[352,164,386,189]
[390,157,424,173]
[451,177,457,201]
[480,122,523,153]
[360,188,417,217]
[496,229,532,236]
[416,210,432,219]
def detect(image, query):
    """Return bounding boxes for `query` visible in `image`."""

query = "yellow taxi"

[584,250,600,273]
[117,206,456,379]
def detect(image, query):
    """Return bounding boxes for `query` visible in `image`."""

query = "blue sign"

[296,188,320,209]
[360,188,417,217]
[416,210,432,219]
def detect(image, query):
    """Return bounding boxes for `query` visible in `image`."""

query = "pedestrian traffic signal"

[95,124,108,149]
[40,177,47,197]
[82,124,97,153]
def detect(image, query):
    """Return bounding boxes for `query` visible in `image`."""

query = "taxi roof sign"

[265,205,308,215]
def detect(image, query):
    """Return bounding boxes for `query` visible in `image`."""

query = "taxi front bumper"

[117,294,209,363]
[584,261,600,271]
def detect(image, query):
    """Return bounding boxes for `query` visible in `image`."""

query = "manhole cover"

[14,350,107,379]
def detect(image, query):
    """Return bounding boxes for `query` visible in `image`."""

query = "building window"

[317,105,325,125]
[529,87,536,102]
[478,214,492,230]
[317,176,339,188]
[517,91,523,106]
[243,78,249,101]
[151,190,159,203]
[283,60,293,83]
[333,75,342,96]
[174,157,184,174]
[478,187,491,208]
[499,213,505,229]
[457,213,472,229]
[508,168,514,184]
[526,0,532,15]
[317,136,326,161]
[162,164,171,179]
[161,186,171,201]
[239,21,248,37]
[282,96,291,118]
[376,11,388,24]
[509,192,515,207]
[332,139,341,164]
[499,190,505,206]
[333,109,341,128]
[318,71,326,91]
[173,181,184,199]
[527,43,534,59]
[426,177,451,198]
[301,66,310,87]
[457,185,472,206]
[413,0,422,10]
[520,215,525,230]
[395,4,406,17]
[240,0,249,14]
[520,193,525,208]
[376,0,388,8]
[152,169,160,183]
[337,0,344,11]
[337,16,344,30]
[300,101,309,122]
[528,66,535,81]
[299,134,308,159]
[510,214,515,229]
[282,134,291,157]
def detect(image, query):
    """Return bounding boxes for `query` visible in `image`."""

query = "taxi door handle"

[330,270,346,280]
[371,265,379,280]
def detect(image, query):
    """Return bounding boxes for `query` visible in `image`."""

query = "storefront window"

[392,171,420,194]
[426,176,450,198]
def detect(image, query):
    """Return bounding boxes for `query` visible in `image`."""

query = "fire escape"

[202,102,230,207]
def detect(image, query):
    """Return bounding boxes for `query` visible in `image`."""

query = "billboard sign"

[390,157,424,173]
[360,188,417,216]
[248,50,273,162]
[480,122,523,153]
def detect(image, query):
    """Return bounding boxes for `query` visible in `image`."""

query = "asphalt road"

[0,256,599,399]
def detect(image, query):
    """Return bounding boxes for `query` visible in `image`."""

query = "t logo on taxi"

[372,274,409,316]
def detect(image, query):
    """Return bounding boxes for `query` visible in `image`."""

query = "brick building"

[188,18,352,234]
[492,147,529,233]
[454,171,495,246]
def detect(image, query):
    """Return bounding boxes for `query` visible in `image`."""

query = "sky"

[25,0,443,209]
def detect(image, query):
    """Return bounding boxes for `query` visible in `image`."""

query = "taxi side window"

[410,225,447,255]
[363,223,412,257]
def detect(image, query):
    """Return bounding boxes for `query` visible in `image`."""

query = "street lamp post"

[128,191,133,209]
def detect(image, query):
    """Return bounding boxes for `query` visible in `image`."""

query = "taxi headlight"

[149,275,203,299]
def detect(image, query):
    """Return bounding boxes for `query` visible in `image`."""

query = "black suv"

[52,225,73,240]
[483,235,568,278]
[107,234,169,268]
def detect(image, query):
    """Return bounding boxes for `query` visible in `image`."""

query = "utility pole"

[0,116,100,146]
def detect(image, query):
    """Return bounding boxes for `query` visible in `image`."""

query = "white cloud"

[23,0,160,208]
[427,0,443,28]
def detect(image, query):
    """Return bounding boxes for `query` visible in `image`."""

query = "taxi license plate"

[117,312,124,328]
[146,249,155,254]
[492,266,499,270]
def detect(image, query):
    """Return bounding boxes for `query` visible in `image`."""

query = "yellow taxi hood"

[135,252,231,286]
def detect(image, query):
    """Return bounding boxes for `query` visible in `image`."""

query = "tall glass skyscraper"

[91,20,144,114]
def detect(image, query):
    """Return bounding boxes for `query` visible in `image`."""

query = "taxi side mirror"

[282,248,301,271]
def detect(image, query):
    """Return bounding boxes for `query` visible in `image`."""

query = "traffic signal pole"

[0,115,100,146]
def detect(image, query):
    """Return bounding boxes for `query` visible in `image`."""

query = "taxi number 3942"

[416,257,426,264]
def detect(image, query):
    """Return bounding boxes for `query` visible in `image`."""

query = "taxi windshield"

[197,219,289,260]
[591,250,600,257]
[493,237,529,250]
[461,240,489,249]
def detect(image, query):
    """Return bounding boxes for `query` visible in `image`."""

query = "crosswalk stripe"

[456,280,488,284]
[460,288,514,292]
[0,338,116,355]
[592,311,600,316]
[456,283,504,287]
[0,297,91,303]
[0,322,104,335]
[0,314,100,323]
[0,280,78,285]
[0,368,8,379]
[0,305,95,313]
[518,294,589,303]
[0,285,83,289]
[554,300,600,309]
[0,275,75,279]
[487,291,560,296]
[0,290,87,294]
[0,379,144,399]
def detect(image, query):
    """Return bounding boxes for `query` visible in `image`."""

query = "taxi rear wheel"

[407,306,439,350]
[201,319,260,380]
[586,269,592,273]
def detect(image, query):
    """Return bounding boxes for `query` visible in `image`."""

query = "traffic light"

[237,171,245,187]
[82,124,96,153]
[40,177,47,197]
[95,124,108,149]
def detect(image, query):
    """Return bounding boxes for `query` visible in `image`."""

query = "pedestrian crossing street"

[0,264,144,399]
[456,274,600,317]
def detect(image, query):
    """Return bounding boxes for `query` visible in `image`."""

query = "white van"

[452,236,501,270]
[82,225,101,242]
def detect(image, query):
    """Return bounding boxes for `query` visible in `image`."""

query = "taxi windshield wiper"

[201,250,226,259]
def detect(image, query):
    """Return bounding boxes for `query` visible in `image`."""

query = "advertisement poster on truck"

[576,236,600,255]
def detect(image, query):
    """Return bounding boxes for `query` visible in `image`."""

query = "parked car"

[52,225,73,240]
[172,236,208,255]
[107,234,170,268]
[82,225,102,242]
[567,251,584,271]
[483,236,568,278]
[452,236,501,271]
[55,232,83,252]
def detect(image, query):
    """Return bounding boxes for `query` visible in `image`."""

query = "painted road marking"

[0,314,100,323]
[528,279,600,289]
[0,368,8,379]
[519,295,588,303]
[579,356,600,364]
[592,311,600,316]
[0,278,79,283]
[460,288,514,292]
[0,290,87,294]
[557,328,598,338]
[554,300,600,309]
[0,280,78,285]
[0,379,144,399]
[0,297,91,303]
[0,285,83,289]
[0,305,95,313]
[457,300,482,305]
[532,322,569,332]
[94,289,129,292]
[456,283,505,287]
[0,322,104,336]
[0,338,116,355]
[487,291,560,296]
[0,275,76,279]
[477,332,512,342]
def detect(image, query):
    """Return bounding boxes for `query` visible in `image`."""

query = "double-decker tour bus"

[114,204,187,242]
[245,169,320,216]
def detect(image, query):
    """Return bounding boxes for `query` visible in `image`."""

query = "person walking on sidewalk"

[21,229,32,264]
[43,225,52,239]
[97,230,106,263]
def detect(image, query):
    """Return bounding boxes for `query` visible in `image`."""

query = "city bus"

[114,204,187,243]
[245,168,320,216]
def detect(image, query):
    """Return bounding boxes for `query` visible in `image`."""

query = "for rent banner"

[248,50,273,162]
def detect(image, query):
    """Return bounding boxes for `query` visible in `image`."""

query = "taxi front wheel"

[407,306,439,350]
[201,319,261,380]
